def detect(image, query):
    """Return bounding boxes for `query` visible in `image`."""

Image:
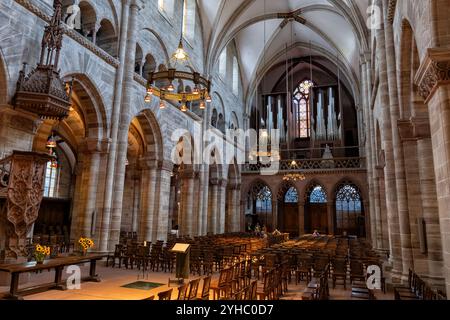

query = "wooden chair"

[247,280,258,300]
[177,283,189,300]
[332,259,347,289]
[158,288,173,300]
[198,276,211,300]
[187,278,201,300]
[210,267,231,300]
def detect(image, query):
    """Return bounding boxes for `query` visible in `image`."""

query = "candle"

[144,241,147,247]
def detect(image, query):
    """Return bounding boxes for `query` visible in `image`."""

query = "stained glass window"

[255,186,272,224]
[335,184,362,235]
[309,186,327,203]
[284,187,298,203]
[293,80,313,138]
[44,159,59,198]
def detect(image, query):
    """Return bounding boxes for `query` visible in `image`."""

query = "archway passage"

[277,184,299,237]
[334,182,365,237]
[305,184,328,234]
[244,181,272,232]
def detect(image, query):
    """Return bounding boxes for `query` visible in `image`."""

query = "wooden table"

[0,254,107,300]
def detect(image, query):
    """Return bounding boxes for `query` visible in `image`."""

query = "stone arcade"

[0,0,449,301]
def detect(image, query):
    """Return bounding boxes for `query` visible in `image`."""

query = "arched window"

[44,157,59,198]
[335,183,363,235]
[219,49,227,79]
[232,56,239,95]
[182,0,196,42]
[256,186,272,216]
[309,186,327,203]
[293,80,313,138]
[211,108,218,128]
[284,187,298,203]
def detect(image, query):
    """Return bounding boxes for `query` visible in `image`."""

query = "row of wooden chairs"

[394,269,446,300]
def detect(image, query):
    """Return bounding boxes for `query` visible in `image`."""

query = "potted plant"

[78,237,94,255]
[34,244,50,264]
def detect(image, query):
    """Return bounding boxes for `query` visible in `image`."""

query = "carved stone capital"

[415,48,450,103]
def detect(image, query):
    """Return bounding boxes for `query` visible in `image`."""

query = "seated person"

[312,230,320,237]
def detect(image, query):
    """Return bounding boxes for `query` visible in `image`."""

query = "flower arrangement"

[34,244,50,264]
[78,237,94,255]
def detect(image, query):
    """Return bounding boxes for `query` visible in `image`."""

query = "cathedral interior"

[0,0,449,301]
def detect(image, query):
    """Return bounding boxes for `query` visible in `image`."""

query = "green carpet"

[121,281,164,291]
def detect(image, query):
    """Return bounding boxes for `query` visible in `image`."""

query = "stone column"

[98,0,131,252]
[361,54,377,246]
[154,161,174,241]
[298,201,305,236]
[327,202,334,235]
[108,0,143,251]
[138,158,158,242]
[208,179,218,234]
[416,48,450,296]
[376,14,403,280]
[383,0,414,279]
[180,168,197,236]
[231,185,242,232]
[80,138,102,238]
[216,179,227,234]
[272,200,278,231]
[131,175,140,233]
[415,121,444,285]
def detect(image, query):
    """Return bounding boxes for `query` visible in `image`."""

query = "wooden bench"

[0,254,107,300]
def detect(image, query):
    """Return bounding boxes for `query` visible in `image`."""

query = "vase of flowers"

[34,244,50,264]
[78,237,94,255]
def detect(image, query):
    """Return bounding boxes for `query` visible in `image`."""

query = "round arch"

[62,73,109,140]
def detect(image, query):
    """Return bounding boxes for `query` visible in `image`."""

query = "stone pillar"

[327,202,334,235]
[154,160,174,241]
[207,179,218,234]
[383,0,414,279]
[231,185,242,232]
[298,201,305,236]
[416,125,444,285]
[272,200,278,231]
[98,0,131,252]
[138,158,158,242]
[376,15,403,280]
[416,48,450,296]
[180,168,197,236]
[80,138,103,238]
[216,179,227,234]
[131,175,140,233]
[361,54,377,246]
[108,0,144,251]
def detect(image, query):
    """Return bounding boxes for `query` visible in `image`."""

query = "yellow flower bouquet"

[78,237,94,255]
[34,244,50,264]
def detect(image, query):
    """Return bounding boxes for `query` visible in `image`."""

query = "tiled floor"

[0,262,394,300]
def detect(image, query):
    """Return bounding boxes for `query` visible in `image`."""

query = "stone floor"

[0,262,394,300]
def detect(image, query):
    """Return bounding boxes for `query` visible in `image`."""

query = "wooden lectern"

[168,243,190,286]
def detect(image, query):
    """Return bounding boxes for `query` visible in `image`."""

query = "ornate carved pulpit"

[13,0,71,120]
[0,151,52,259]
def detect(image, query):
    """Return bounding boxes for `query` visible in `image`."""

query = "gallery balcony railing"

[242,157,366,174]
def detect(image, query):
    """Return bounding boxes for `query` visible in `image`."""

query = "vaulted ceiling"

[197,0,371,106]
